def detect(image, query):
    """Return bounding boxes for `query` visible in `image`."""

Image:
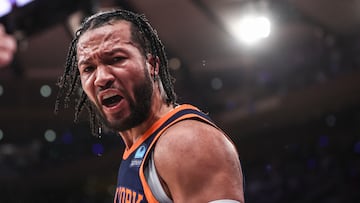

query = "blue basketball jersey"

[114,104,216,203]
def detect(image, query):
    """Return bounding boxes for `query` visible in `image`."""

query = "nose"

[94,65,115,89]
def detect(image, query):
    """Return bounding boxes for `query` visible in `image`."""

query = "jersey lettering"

[115,187,144,203]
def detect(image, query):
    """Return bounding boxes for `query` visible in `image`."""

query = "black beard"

[94,71,153,132]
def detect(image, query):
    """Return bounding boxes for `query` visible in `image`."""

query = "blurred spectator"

[0,24,17,68]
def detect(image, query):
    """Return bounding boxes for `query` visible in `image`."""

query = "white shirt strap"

[209,200,241,203]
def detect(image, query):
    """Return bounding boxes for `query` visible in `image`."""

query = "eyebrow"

[77,41,139,66]
[78,58,92,66]
[77,47,126,66]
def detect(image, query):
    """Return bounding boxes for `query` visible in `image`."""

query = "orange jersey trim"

[122,104,200,160]
[139,108,215,202]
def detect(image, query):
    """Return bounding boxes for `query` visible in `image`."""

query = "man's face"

[76,21,153,131]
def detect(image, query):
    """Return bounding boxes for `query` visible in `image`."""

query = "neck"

[119,101,174,150]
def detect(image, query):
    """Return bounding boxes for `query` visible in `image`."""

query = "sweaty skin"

[77,20,173,148]
[77,20,245,202]
[155,119,245,202]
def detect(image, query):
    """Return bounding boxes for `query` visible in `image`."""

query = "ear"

[146,54,160,77]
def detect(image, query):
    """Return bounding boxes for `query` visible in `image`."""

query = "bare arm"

[154,119,245,203]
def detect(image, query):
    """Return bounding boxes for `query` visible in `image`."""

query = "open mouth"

[101,94,123,108]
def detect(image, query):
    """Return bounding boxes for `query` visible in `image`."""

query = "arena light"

[0,129,3,141]
[40,84,52,98]
[0,1,12,17]
[16,0,34,7]
[0,84,3,96]
[230,15,271,45]
[0,0,34,17]
[44,129,57,142]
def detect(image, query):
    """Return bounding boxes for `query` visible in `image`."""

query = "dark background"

[0,0,359,202]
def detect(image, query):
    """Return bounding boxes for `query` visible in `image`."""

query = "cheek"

[81,77,96,102]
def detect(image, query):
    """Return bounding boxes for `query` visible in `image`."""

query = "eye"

[111,56,125,64]
[81,65,95,74]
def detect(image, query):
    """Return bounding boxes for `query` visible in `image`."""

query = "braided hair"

[54,9,177,136]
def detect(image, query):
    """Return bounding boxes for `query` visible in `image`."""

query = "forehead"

[77,20,133,48]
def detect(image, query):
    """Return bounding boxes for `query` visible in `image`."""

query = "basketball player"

[55,9,245,203]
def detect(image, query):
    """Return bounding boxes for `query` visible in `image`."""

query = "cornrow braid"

[54,9,177,136]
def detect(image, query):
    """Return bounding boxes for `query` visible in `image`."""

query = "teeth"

[103,93,118,100]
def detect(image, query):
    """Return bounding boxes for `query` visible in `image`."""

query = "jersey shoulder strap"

[138,104,215,202]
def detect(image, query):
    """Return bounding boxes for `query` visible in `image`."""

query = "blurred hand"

[0,24,17,68]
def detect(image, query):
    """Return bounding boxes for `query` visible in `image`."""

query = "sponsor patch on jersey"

[130,144,147,168]
[134,145,147,159]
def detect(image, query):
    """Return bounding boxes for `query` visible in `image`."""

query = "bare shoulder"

[155,119,238,161]
[153,119,244,202]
